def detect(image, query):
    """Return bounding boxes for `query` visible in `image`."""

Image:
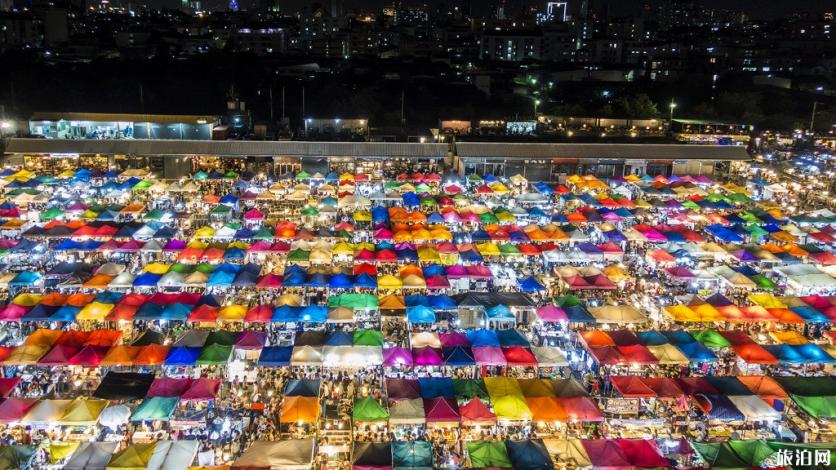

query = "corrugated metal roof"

[4,139,450,158]
[455,142,750,160]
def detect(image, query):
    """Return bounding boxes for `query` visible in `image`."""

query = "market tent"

[130,397,179,421]
[353,397,389,422]
[388,398,425,425]
[352,442,392,470]
[615,439,671,468]
[581,440,632,469]
[63,442,118,470]
[0,398,37,423]
[541,439,592,468]
[22,399,72,425]
[505,440,554,470]
[0,445,36,470]
[791,395,836,419]
[58,398,109,426]
[691,441,749,469]
[460,398,496,425]
[280,396,320,424]
[391,441,433,470]
[466,441,512,469]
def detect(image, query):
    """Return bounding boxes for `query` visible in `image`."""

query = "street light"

[669,101,677,127]
[534,99,541,117]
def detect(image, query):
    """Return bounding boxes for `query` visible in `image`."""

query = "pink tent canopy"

[439,332,470,347]
[256,274,283,289]
[0,377,20,398]
[247,241,274,252]
[67,345,108,366]
[0,398,37,423]
[442,211,462,223]
[581,439,632,469]
[38,344,81,365]
[425,275,450,289]
[465,265,492,280]
[182,378,221,401]
[374,228,393,240]
[243,209,264,220]
[383,347,413,367]
[412,347,443,366]
[444,265,468,279]
[423,397,460,423]
[472,346,507,366]
[235,331,266,350]
[148,378,193,398]
[0,304,30,321]
[536,305,568,322]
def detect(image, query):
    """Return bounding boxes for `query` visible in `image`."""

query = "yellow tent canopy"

[218,305,247,321]
[77,302,116,321]
[58,398,110,426]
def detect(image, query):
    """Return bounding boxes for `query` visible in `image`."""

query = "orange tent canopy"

[99,345,141,367]
[526,396,567,422]
[279,396,320,424]
[134,344,170,366]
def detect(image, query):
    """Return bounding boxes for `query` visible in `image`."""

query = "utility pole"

[281,86,286,121]
[139,83,144,112]
[302,87,306,119]
[810,101,819,133]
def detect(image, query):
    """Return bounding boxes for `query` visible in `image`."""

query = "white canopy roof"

[233,439,315,470]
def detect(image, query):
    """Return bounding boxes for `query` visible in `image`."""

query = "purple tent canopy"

[412,347,443,366]
[394,242,415,250]
[536,305,568,322]
[640,229,667,242]
[163,239,187,251]
[472,346,507,366]
[443,211,462,223]
[445,265,468,279]
[439,332,470,347]
[664,199,683,209]
[235,331,266,350]
[731,249,758,262]
[383,347,413,367]
[386,378,421,399]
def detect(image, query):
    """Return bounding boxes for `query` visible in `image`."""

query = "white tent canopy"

[64,442,119,470]
[321,346,383,368]
[147,440,199,470]
[727,395,782,422]
[233,439,315,470]
[388,398,426,425]
[531,347,569,367]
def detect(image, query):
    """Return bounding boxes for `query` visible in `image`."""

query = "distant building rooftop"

[30,112,220,125]
[454,142,750,160]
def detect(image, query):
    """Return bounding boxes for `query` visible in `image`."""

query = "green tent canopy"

[728,192,752,204]
[252,227,275,240]
[467,441,512,468]
[690,441,748,470]
[41,207,64,220]
[169,263,194,274]
[295,170,311,180]
[329,293,379,310]
[353,397,389,422]
[467,174,483,182]
[287,249,311,262]
[223,171,238,179]
[206,331,237,346]
[791,395,836,419]
[131,180,153,191]
[0,445,36,470]
[453,379,489,400]
[499,243,521,256]
[555,295,582,308]
[197,344,233,365]
[392,441,433,470]
[300,206,319,216]
[750,274,776,290]
[196,263,216,274]
[727,440,775,466]
[353,330,384,347]
[144,209,166,221]
[692,329,732,349]
[130,397,179,422]
[479,213,499,224]
[211,205,232,215]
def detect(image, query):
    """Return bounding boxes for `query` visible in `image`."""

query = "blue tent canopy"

[496,329,529,347]
[519,277,545,292]
[51,305,81,322]
[532,182,554,194]
[299,305,327,323]
[353,273,378,289]
[94,291,124,304]
[164,346,201,366]
[422,264,445,277]
[282,272,307,287]
[428,295,456,310]
[662,330,697,345]
[563,305,595,323]
[284,379,320,397]
[506,440,554,470]
[696,394,745,421]
[486,304,514,320]
[272,306,300,323]
[21,305,58,322]
[161,303,192,321]
[466,329,500,347]
[307,273,330,288]
[402,192,420,206]
[232,270,259,287]
[405,295,429,307]
[372,207,389,223]
[637,331,670,346]
[676,342,717,362]
[329,273,353,289]
[258,346,292,366]
[206,270,236,287]
[132,272,161,287]
[789,306,830,323]
[763,345,806,364]
[442,346,475,366]
[395,249,418,261]
[407,305,436,324]
[427,212,444,224]
[134,303,165,320]
[325,331,353,346]
[471,230,491,242]
[794,343,835,363]
[418,378,455,398]
[458,249,482,262]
